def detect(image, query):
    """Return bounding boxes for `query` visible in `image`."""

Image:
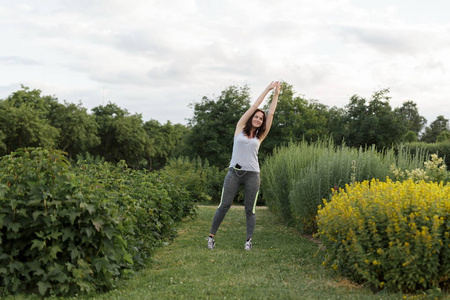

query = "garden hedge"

[0,148,195,296]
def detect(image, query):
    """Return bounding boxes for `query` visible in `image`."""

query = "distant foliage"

[400,141,450,168]
[162,156,227,204]
[421,115,449,143]
[317,179,450,293]
[0,148,195,296]
[403,131,418,143]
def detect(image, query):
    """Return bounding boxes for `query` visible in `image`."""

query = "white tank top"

[229,131,261,172]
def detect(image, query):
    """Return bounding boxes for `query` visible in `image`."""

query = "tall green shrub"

[262,140,331,224]
[262,140,427,234]
[401,141,450,168]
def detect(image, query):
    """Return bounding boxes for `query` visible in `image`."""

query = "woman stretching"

[207,81,281,250]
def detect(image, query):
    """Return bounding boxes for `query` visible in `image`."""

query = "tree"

[403,131,418,143]
[143,119,188,170]
[0,87,59,155]
[91,103,147,168]
[177,85,251,168]
[421,115,450,143]
[344,89,407,148]
[0,86,102,158]
[394,101,427,135]
[327,106,348,145]
[48,101,100,157]
[437,131,450,143]
[0,130,6,153]
[4,85,59,117]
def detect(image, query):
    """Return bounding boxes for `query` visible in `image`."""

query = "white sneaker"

[245,239,252,250]
[207,236,215,250]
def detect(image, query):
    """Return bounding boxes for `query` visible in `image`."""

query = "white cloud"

[0,0,449,125]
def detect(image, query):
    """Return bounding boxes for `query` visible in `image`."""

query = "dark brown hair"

[243,109,266,139]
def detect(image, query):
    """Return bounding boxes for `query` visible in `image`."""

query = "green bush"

[73,157,196,268]
[0,148,196,297]
[317,179,450,293]
[261,140,427,234]
[262,140,331,225]
[0,148,128,296]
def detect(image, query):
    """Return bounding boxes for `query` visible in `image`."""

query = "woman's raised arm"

[258,81,281,142]
[235,81,279,136]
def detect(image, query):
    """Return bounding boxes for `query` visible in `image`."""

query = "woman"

[207,81,281,250]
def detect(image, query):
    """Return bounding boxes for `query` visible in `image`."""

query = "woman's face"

[252,111,264,128]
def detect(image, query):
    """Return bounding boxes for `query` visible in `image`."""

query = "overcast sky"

[1,0,449,126]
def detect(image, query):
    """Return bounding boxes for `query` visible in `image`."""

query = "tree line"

[1,83,449,169]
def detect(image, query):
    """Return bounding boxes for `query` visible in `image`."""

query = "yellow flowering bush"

[317,178,450,292]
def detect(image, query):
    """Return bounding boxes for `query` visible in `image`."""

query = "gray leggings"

[209,168,260,240]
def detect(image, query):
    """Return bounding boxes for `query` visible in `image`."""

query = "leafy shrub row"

[317,179,450,293]
[261,139,427,234]
[0,148,195,296]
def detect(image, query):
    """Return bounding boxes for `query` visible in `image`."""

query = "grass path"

[76,205,411,300]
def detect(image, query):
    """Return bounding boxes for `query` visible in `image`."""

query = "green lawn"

[84,206,407,300]
[6,206,445,299]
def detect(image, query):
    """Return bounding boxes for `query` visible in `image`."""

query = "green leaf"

[32,210,44,221]
[16,208,28,217]
[26,260,41,272]
[103,226,114,240]
[50,231,63,239]
[72,267,84,279]
[92,218,104,232]
[62,228,75,242]
[123,253,133,265]
[11,276,20,292]
[38,281,52,296]
[86,204,96,214]
[70,247,81,260]
[8,260,23,272]
[31,239,45,251]
[8,222,21,233]
[93,257,110,273]
[84,227,94,237]
[68,211,81,224]
[49,245,63,259]
[79,202,96,214]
